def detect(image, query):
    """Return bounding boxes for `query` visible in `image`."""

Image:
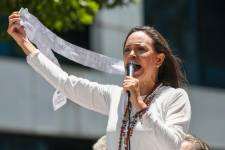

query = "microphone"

[126,61,136,77]
[126,61,137,97]
[126,61,137,150]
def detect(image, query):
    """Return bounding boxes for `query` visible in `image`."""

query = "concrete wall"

[189,86,225,148]
[0,57,108,138]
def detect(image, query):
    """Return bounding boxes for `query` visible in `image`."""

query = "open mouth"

[133,62,141,72]
[126,61,142,73]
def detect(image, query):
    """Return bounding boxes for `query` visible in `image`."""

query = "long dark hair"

[123,26,186,88]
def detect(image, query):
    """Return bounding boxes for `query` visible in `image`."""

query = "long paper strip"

[19,8,125,110]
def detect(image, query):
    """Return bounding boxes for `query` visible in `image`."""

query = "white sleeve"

[141,88,191,150]
[26,50,113,115]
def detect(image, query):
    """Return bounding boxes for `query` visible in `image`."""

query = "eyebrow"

[125,42,146,47]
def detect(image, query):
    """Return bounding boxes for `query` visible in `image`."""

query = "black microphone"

[126,61,137,150]
[126,61,136,77]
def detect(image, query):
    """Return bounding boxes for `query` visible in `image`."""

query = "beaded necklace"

[118,83,163,150]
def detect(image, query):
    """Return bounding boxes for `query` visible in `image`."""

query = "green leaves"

[0,0,136,32]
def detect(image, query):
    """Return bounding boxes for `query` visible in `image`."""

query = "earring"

[156,64,161,68]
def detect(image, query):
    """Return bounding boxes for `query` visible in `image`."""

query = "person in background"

[8,11,191,150]
[180,134,210,150]
[93,135,107,150]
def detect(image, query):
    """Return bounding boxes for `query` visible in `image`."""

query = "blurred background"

[0,0,225,149]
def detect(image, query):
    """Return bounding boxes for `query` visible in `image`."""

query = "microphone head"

[126,61,138,76]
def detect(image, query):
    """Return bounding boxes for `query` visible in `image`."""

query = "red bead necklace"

[118,83,163,150]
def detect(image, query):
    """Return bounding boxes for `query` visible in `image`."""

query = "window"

[144,0,225,89]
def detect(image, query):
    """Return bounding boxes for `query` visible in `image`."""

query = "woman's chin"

[133,69,142,78]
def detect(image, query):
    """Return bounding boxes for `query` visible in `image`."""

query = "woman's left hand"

[122,76,147,110]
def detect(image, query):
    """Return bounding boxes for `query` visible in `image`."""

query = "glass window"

[144,0,225,89]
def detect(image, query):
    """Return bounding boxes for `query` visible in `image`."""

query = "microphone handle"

[127,62,135,97]
[127,63,134,77]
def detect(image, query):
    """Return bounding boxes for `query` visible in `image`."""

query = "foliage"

[0,0,137,32]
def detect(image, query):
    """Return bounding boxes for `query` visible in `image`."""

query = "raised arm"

[7,11,114,115]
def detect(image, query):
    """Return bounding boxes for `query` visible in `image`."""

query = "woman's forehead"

[125,31,153,46]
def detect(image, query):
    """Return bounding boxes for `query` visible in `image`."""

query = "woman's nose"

[129,49,136,58]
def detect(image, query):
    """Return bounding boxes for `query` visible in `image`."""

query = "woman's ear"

[156,53,165,68]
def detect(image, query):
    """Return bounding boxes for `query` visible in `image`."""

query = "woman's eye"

[124,48,130,53]
[137,47,146,54]
[123,46,147,55]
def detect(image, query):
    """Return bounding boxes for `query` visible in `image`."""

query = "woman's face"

[123,31,164,84]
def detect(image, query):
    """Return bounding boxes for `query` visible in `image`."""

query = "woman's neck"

[140,80,158,96]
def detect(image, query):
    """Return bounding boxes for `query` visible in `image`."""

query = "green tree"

[0,0,137,32]
[0,0,138,56]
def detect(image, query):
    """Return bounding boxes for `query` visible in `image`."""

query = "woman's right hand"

[7,11,27,46]
[7,11,37,55]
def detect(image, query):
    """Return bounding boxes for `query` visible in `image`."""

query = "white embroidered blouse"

[27,50,191,150]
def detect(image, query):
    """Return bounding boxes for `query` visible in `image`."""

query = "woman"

[7,11,191,150]
[93,135,107,150]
